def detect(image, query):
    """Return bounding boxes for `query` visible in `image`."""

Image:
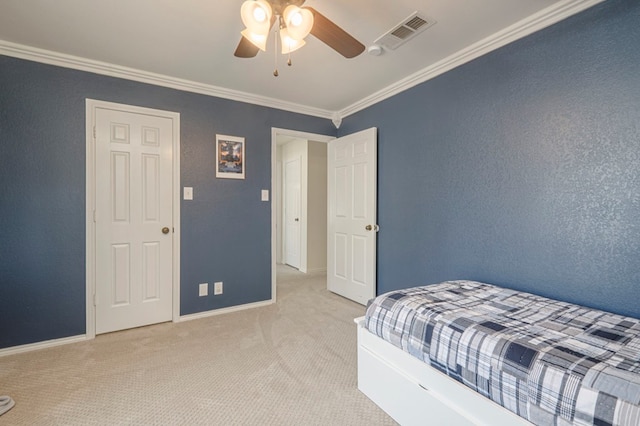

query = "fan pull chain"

[273,26,279,77]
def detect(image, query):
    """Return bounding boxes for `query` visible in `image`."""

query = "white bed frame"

[355,317,532,426]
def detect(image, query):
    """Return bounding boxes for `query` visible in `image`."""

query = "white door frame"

[85,99,181,339]
[271,128,333,302]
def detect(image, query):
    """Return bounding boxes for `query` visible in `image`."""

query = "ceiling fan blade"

[306,7,365,59]
[234,36,260,58]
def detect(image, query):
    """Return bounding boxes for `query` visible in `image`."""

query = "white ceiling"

[0,0,601,119]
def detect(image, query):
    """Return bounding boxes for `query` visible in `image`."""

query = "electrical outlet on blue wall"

[198,283,208,297]
[214,282,223,295]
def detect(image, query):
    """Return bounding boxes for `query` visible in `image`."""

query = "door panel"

[352,235,367,284]
[353,162,368,218]
[334,233,348,278]
[112,244,131,305]
[335,166,348,218]
[327,128,377,305]
[142,242,160,301]
[111,152,130,221]
[95,107,173,334]
[142,154,160,221]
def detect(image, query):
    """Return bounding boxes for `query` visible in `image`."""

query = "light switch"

[261,189,269,201]
[184,187,193,200]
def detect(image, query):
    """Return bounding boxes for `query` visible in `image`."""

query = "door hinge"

[93,293,97,306]
[93,126,96,139]
[93,209,96,223]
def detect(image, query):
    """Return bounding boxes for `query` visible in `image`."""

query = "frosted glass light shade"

[283,5,313,40]
[241,0,272,33]
[280,28,306,54]
[241,28,269,51]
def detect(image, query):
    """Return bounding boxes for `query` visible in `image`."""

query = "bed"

[355,280,640,426]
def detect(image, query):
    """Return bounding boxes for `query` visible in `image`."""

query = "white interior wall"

[307,141,327,273]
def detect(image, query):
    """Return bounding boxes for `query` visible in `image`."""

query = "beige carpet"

[0,266,396,425]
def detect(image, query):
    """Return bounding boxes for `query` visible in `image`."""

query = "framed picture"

[216,134,245,179]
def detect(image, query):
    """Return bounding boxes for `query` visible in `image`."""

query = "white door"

[327,127,377,305]
[284,157,301,269]
[94,107,174,334]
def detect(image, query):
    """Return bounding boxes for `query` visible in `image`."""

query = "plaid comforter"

[365,281,640,426]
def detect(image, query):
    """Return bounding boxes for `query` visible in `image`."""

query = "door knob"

[162,227,170,234]
[365,224,380,232]
[295,218,299,222]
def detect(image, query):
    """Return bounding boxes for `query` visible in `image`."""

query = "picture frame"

[215,134,245,179]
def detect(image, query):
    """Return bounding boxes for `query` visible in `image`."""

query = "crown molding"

[0,40,334,120]
[0,0,604,127]
[337,0,605,120]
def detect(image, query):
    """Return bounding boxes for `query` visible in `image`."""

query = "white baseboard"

[0,334,87,358]
[178,299,274,323]
[0,300,274,356]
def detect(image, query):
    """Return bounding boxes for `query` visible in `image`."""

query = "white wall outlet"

[214,281,223,295]
[261,189,269,201]
[199,283,208,297]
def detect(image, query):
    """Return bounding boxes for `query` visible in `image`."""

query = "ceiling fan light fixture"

[283,5,313,40]
[234,2,365,65]
[241,0,273,33]
[241,28,269,52]
[280,28,306,54]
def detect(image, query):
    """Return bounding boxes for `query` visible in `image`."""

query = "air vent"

[374,12,436,50]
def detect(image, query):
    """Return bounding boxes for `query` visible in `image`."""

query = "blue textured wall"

[339,0,640,318]
[2,0,639,351]
[0,55,334,349]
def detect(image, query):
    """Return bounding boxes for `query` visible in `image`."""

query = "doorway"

[271,127,378,305]
[271,128,333,301]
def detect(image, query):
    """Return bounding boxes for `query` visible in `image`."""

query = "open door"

[327,128,377,305]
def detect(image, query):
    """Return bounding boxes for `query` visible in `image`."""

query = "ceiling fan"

[234,0,365,62]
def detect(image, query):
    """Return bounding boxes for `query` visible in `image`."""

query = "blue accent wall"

[0,55,334,349]
[339,0,640,318]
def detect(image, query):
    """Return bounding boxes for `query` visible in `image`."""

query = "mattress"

[364,280,640,426]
